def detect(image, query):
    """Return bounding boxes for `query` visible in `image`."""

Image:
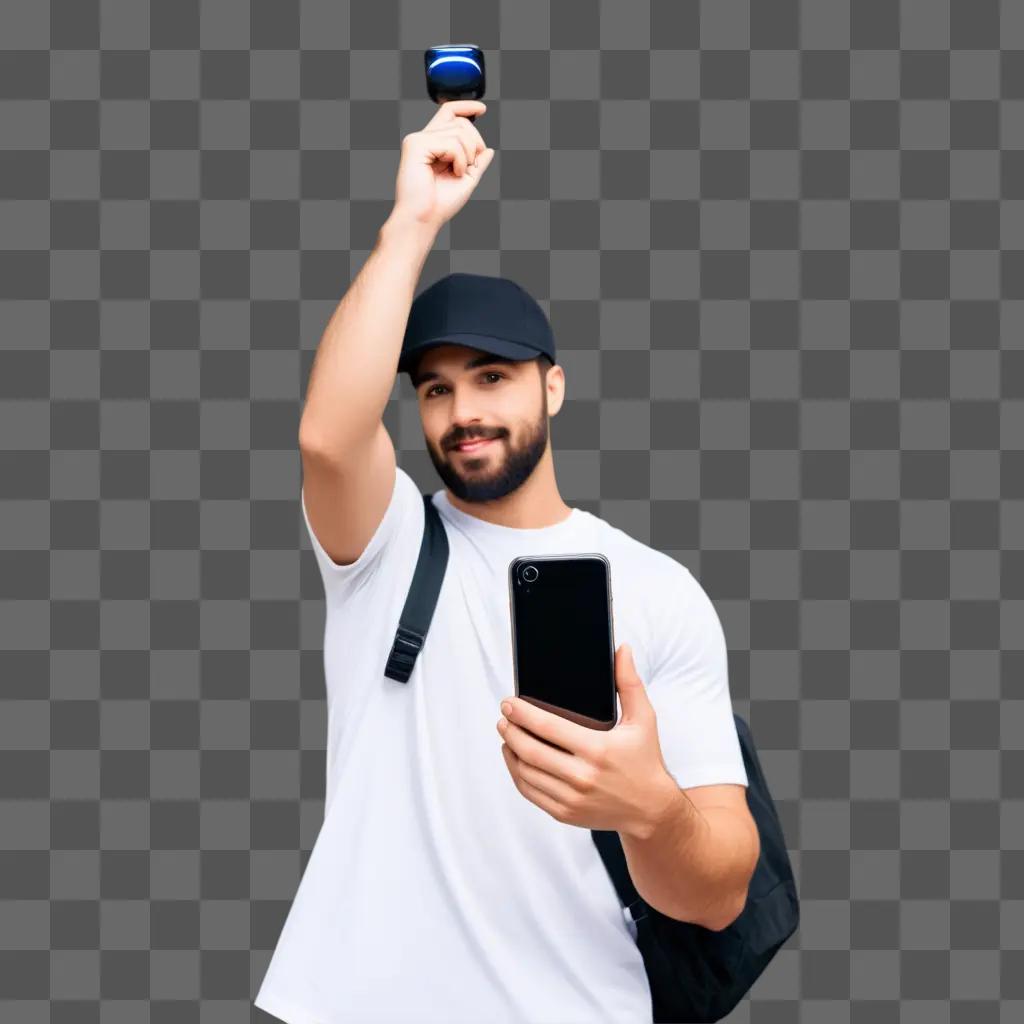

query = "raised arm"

[298,100,494,567]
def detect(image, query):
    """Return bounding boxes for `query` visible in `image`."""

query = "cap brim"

[399,333,542,377]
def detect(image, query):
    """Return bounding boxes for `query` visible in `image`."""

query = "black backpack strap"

[591,828,649,927]
[384,492,449,683]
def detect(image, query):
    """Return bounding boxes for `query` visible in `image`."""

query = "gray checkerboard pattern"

[1,0,1022,1021]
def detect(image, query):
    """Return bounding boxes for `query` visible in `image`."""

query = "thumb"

[615,643,650,722]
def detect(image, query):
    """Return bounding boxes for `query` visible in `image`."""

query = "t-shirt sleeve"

[644,569,748,791]
[300,464,422,603]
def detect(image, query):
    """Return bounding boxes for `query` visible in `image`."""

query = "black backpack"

[383,493,800,1023]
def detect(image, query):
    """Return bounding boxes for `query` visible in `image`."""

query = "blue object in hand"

[425,44,486,122]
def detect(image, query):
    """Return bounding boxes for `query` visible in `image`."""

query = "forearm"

[299,211,438,455]
[619,783,758,931]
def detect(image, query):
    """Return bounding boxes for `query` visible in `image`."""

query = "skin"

[411,343,574,527]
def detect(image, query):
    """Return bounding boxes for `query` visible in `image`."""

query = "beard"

[426,397,550,504]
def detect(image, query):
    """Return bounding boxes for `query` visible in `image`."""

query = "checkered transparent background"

[2,1,1023,1021]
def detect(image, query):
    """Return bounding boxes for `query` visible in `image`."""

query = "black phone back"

[508,554,617,731]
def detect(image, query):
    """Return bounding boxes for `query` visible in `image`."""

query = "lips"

[455,437,496,452]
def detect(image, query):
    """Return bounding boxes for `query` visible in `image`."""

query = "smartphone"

[508,554,617,733]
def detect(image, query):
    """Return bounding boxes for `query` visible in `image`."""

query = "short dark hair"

[411,351,554,389]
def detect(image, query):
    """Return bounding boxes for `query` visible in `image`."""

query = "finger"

[500,740,514,777]
[423,121,480,163]
[450,131,475,175]
[516,774,570,823]
[463,148,491,179]
[502,745,571,818]
[426,99,487,129]
[452,116,487,161]
[425,133,468,177]
[500,741,524,787]
[442,130,473,176]
[501,737,581,806]
[504,699,598,759]
[516,756,581,808]
[498,717,590,789]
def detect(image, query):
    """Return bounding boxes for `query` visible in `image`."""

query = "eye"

[424,372,505,398]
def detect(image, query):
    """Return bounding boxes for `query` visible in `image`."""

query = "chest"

[433,543,658,696]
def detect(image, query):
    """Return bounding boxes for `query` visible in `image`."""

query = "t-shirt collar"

[433,489,583,539]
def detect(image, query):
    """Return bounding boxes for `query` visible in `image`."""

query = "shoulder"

[302,462,425,603]
[588,512,698,600]
[587,515,721,671]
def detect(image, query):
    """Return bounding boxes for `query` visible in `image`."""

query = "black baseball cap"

[398,272,556,383]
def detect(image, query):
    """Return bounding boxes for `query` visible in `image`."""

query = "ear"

[540,361,564,414]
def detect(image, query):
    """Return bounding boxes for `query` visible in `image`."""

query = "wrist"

[379,209,440,247]
[625,771,687,843]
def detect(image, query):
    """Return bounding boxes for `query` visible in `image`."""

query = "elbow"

[705,819,759,931]
[299,423,347,464]
[698,815,760,932]
[298,419,329,455]
[703,889,747,932]
[709,845,759,931]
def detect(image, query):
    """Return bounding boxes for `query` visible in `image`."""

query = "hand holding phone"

[497,640,682,838]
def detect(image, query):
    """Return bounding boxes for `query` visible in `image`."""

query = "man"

[254,100,758,1024]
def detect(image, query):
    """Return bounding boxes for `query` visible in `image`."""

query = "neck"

[445,463,571,529]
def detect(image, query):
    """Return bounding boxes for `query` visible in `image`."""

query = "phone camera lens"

[522,565,539,583]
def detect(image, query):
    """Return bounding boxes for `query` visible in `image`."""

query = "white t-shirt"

[254,465,748,1024]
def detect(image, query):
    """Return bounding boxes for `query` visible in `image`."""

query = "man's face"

[412,344,551,503]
